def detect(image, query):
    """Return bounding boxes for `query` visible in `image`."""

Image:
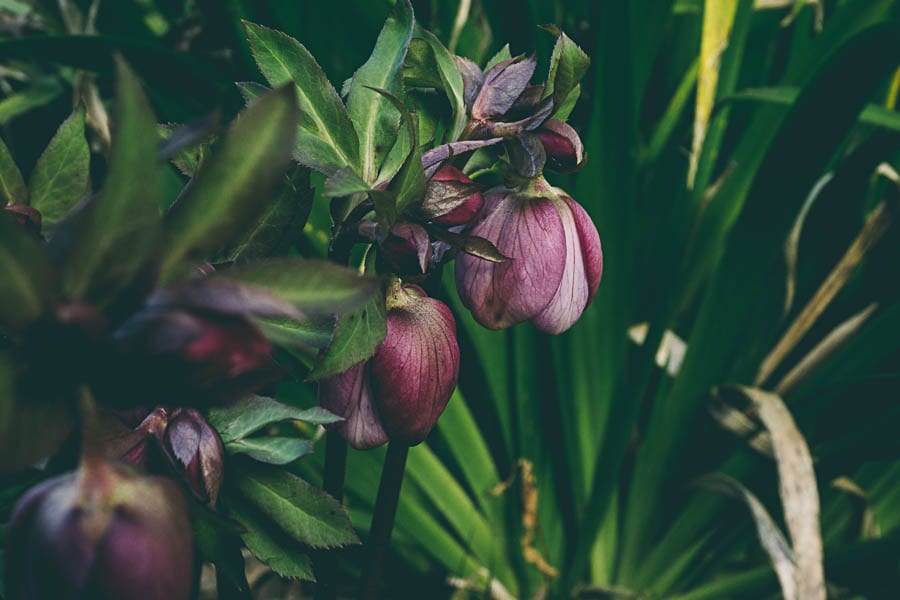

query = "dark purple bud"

[100,407,168,470]
[318,362,389,450]
[537,119,585,172]
[380,222,433,275]
[424,165,484,226]
[5,460,194,599]
[455,181,602,334]
[112,307,274,406]
[472,55,537,120]
[371,283,459,445]
[4,204,41,235]
[455,56,484,110]
[162,408,224,506]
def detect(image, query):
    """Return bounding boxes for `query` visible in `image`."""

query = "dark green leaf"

[0,77,62,125]
[412,27,467,140]
[0,211,57,331]
[224,166,313,263]
[228,496,316,581]
[0,354,73,472]
[60,57,161,306]
[190,503,250,597]
[255,315,334,351]
[543,30,590,114]
[205,395,341,443]
[725,86,900,132]
[160,86,299,279]
[323,166,372,198]
[235,81,268,104]
[232,461,360,549]
[484,44,511,70]
[307,287,387,380]
[367,87,426,216]
[0,135,27,205]
[243,22,360,175]
[216,257,378,316]
[28,109,90,228]
[226,436,315,465]
[346,0,414,183]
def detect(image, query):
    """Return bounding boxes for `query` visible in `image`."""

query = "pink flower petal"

[531,198,590,334]
[317,363,388,450]
[455,192,566,329]
[372,295,459,445]
[564,196,603,305]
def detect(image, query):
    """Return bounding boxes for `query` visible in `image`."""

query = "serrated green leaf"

[232,461,360,549]
[161,86,299,279]
[413,27,467,141]
[28,109,90,228]
[59,57,161,307]
[216,257,378,316]
[347,0,414,183]
[226,436,314,465]
[367,87,425,216]
[225,166,313,263]
[544,31,590,115]
[243,22,360,175]
[0,136,27,205]
[323,166,372,198]
[484,44,511,70]
[228,496,316,581]
[307,287,387,380]
[206,395,340,443]
[235,81,268,105]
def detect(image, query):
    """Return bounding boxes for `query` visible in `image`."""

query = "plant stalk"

[314,433,349,600]
[359,442,410,600]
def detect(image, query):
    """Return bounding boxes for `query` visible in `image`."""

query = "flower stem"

[314,432,349,600]
[359,442,409,600]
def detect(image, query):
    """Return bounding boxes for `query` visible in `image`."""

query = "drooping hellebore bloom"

[455,178,602,334]
[318,282,460,448]
[4,459,194,600]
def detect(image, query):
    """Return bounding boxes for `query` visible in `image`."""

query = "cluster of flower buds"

[319,280,459,448]
[101,406,225,506]
[5,457,194,599]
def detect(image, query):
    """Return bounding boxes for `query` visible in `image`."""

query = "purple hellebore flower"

[426,165,484,226]
[455,178,602,334]
[4,459,194,600]
[318,283,460,448]
[162,408,225,507]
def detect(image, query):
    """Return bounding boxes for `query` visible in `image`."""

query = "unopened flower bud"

[424,165,484,226]
[112,307,274,406]
[536,119,585,172]
[372,283,459,445]
[4,204,41,235]
[161,408,224,506]
[5,460,194,599]
[319,284,460,448]
[455,179,602,334]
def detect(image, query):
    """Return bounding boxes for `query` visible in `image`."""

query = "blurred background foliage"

[1,0,900,598]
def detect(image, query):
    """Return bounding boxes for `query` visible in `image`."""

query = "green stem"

[359,442,409,600]
[314,433,349,600]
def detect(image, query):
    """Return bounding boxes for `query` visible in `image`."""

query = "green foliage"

[28,109,90,228]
